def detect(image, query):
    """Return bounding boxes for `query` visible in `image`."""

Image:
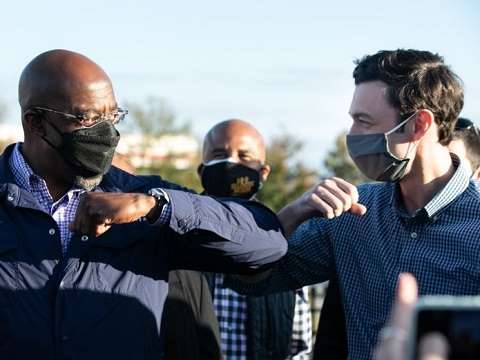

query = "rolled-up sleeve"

[161,189,288,273]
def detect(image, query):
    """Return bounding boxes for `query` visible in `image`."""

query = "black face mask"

[42,120,120,179]
[200,160,261,199]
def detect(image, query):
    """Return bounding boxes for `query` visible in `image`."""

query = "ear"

[259,164,270,182]
[197,163,204,179]
[412,109,434,141]
[23,110,45,137]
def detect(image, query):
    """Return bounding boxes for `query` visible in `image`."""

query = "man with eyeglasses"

[0,49,287,360]
[448,117,480,179]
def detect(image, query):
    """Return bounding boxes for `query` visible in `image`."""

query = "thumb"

[349,203,367,216]
[419,333,449,360]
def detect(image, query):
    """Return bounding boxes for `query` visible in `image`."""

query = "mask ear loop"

[385,112,418,136]
[385,112,418,160]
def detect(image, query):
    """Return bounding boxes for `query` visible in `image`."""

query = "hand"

[300,177,367,219]
[69,192,156,237]
[278,177,367,237]
[374,273,449,360]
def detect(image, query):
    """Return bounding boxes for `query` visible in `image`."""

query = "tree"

[126,96,191,136]
[121,98,317,206]
[257,134,318,212]
[323,131,367,185]
[122,97,201,191]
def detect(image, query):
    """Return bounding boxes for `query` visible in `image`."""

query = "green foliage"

[323,131,367,185]
[137,155,203,193]
[124,97,317,211]
[123,97,201,191]
[0,140,8,153]
[126,96,191,136]
[257,135,318,212]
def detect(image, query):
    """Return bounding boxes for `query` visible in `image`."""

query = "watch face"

[148,188,169,202]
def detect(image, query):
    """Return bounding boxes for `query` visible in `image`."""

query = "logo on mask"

[231,176,255,195]
[201,159,261,199]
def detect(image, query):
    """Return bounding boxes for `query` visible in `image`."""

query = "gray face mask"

[346,113,417,182]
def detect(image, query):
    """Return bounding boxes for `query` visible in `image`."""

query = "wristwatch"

[146,188,168,224]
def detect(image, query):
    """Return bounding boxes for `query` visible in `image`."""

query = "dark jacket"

[162,270,222,360]
[204,272,296,360]
[0,144,287,360]
[313,275,348,360]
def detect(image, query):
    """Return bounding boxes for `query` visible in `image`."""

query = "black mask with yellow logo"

[200,159,261,199]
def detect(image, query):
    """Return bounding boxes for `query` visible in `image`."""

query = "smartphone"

[408,296,480,360]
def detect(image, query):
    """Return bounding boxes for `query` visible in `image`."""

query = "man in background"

[448,117,480,178]
[200,119,312,360]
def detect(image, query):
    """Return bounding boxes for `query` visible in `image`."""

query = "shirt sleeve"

[225,217,333,294]
[289,287,313,359]
[149,188,172,226]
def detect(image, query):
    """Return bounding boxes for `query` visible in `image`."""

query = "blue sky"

[1,0,479,167]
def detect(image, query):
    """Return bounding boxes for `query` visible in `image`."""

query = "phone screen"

[415,309,480,360]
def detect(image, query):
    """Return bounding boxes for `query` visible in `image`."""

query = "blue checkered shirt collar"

[389,153,470,219]
[9,143,85,209]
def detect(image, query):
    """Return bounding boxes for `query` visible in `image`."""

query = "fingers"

[70,193,112,237]
[390,272,418,329]
[419,333,449,360]
[350,203,367,216]
[373,273,418,360]
[308,193,337,219]
[332,177,360,204]
[306,177,367,219]
[70,192,153,237]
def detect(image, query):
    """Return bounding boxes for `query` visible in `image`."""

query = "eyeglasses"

[455,117,479,137]
[33,106,128,127]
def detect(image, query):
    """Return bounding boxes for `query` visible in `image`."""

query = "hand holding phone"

[374,273,449,360]
[409,296,480,360]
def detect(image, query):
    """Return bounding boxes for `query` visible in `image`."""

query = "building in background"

[0,123,199,170]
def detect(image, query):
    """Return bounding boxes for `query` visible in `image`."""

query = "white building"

[0,123,199,169]
[0,123,23,143]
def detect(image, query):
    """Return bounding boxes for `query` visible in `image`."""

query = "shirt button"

[81,235,89,242]
[48,228,56,235]
[59,280,65,288]
[410,232,418,239]
[61,335,69,342]
[7,194,14,202]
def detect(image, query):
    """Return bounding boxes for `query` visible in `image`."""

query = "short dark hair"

[353,49,464,145]
[453,117,480,170]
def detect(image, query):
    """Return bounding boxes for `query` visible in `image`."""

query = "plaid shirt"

[214,273,312,360]
[8,143,171,256]
[230,155,480,360]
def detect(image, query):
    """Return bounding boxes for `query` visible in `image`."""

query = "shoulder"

[103,166,196,194]
[357,181,393,207]
[139,174,196,193]
[453,180,480,211]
